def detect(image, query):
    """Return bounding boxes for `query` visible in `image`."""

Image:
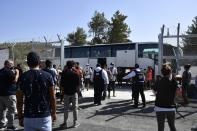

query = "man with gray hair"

[0,60,19,130]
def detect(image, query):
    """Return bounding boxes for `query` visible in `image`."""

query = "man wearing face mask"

[0,60,19,130]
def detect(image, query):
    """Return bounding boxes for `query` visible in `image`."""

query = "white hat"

[86,63,89,66]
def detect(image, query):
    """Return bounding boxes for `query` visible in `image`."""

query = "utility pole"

[176,23,180,74]
[135,43,138,64]
[57,34,65,70]
[31,39,35,51]
[158,25,165,75]
[11,42,17,63]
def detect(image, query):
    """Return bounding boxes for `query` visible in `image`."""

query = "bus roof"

[64,42,159,48]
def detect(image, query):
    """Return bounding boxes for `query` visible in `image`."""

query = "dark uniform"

[133,69,146,108]
[123,64,146,108]
[93,69,104,105]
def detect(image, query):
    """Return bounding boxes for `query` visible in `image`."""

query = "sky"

[0,0,197,44]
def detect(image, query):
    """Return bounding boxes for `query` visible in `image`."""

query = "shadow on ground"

[191,127,197,131]
[86,100,155,121]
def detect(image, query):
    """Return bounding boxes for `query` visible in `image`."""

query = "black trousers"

[102,84,108,100]
[182,83,189,104]
[108,81,116,95]
[94,87,103,104]
[156,111,176,131]
[133,82,146,107]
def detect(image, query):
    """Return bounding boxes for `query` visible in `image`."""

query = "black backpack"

[93,70,104,89]
[133,70,144,82]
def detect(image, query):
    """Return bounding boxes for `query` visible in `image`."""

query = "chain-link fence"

[162,26,197,84]
[0,41,59,69]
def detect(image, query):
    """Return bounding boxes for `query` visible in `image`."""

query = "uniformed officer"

[123,64,146,108]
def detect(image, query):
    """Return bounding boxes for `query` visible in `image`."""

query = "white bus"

[53,42,176,74]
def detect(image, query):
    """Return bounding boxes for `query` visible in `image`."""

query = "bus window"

[90,46,111,57]
[112,44,134,57]
[64,48,71,58]
[71,47,89,58]
[138,44,158,58]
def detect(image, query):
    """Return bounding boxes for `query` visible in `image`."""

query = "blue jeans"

[24,116,52,131]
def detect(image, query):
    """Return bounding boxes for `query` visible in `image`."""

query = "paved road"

[14,88,197,131]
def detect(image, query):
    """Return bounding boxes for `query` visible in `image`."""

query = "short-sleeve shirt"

[18,69,54,118]
[182,70,191,84]
[60,68,80,95]
[43,68,57,84]
[0,68,16,96]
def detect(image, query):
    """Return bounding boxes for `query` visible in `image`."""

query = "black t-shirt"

[0,68,16,96]
[182,70,191,84]
[155,77,177,108]
[18,69,54,118]
[60,69,80,95]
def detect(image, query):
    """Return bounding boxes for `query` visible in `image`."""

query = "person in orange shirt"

[146,66,153,89]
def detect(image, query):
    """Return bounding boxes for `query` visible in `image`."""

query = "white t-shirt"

[83,66,92,79]
[110,67,117,81]
[154,106,176,112]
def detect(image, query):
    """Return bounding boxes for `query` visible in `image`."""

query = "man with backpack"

[91,64,108,105]
[123,64,146,108]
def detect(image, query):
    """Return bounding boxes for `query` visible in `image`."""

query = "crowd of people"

[0,51,193,131]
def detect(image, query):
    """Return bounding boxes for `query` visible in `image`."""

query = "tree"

[67,27,87,45]
[182,16,197,54]
[108,10,131,43]
[88,11,109,44]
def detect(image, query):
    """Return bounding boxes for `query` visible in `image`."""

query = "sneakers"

[60,123,67,129]
[60,121,80,128]
[73,121,80,128]
[6,125,17,130]
[0,125,6,131]
[132,105,138,108]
